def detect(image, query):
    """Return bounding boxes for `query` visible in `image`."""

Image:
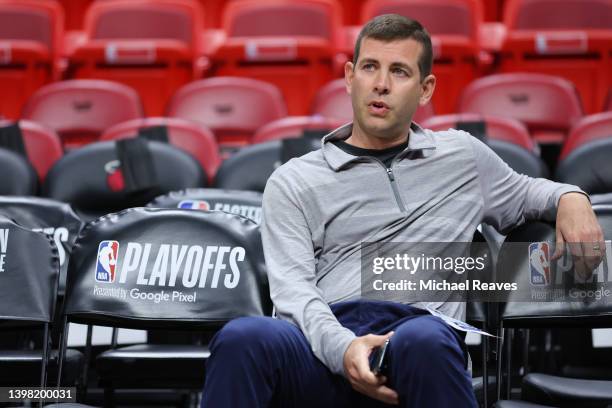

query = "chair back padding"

[64,208,271,328]
[148,188,262,224]
[555,139,612,195]
[489,140,548,178]
[0,216,59,323]
[0,148,37,196]
[215,141,281,192]
[43,140,205,220]
[499,206,612,325]
[0,197,83,294]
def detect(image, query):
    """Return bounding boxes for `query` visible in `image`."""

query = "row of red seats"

[0,0,610,120]
[58,0,508,30]
[8,72,611,153]
[4,102,611,185]
[9,76,434,149]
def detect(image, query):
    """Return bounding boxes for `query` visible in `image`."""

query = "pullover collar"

[321,122,437,171]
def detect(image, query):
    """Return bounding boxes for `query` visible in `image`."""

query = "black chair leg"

[103,385,114,408]
[505,328,513,399]
[495,326,504,402]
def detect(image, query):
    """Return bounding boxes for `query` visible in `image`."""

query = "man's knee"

[391,316,463,361]
[210,316,292,355]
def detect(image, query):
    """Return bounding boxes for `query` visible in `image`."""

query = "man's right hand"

[343,332,399,405]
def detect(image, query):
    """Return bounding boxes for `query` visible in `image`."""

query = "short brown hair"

[353,14,433,81]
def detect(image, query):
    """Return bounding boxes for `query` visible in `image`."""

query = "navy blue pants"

[201,300,477,407]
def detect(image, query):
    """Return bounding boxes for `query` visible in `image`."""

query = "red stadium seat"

[459,73,583,143]
[210,0,342,115]
[360,0,484,114]
[168,77,287,147]
[560,112,612,161]
[0,0,63,119]
[0,119,62,182]
[22,79,143,148]
[500,0,612,113]
[312,78,435,124]
[60,0,94,30]
[101,117,221,182]
[421,114,536,151]
[252,116,346,144]
[67,0,203,116]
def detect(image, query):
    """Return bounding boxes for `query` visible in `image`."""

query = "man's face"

[345,37,435,141]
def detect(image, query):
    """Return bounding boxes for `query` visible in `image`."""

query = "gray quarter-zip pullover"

[260,122,583,376]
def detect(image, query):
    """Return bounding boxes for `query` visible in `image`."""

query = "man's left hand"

[553,193,605,281]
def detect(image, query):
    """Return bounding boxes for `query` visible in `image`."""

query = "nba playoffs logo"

[529,242,551,285]
[178,200,210,210]
[95,241,119,283]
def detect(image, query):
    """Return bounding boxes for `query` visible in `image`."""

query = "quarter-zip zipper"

[385,166,406,212]
[370,157,406,212]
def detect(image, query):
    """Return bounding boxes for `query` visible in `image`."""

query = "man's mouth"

[368,100,390,116]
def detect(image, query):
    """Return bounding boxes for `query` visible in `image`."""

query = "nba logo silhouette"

[529,242,550,285]
[95,241,119,283]
[178,200,210,210]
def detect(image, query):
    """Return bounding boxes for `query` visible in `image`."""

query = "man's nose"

[373,72,390,95]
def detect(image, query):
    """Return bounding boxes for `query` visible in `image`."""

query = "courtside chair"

[495,206,612,407]
[57,208,272,407]
[0,215,65,388]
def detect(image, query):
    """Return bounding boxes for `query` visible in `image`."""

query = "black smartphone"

[369,339,390,375]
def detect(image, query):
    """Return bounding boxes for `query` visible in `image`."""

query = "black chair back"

[0,148,37,195]
[63,207,272,329]
[43,140,206,220]
[148,188,262,224]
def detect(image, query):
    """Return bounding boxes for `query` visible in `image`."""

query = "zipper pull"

[386,167,395,181]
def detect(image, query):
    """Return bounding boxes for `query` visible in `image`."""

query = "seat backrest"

[252,116,345,144]
[421,114,535,151]
[312,78,435,123]
[214,141,282,192]
[43,140,206,221]
[168,77,287,138]
[85,0,202,48]
[560,112,612,161]
[555,138,612,195]
[0,120,62,182]
[64,208,272,328]
[459,73,583,134]
[488,139,548,178]
[361,0,482,40]
[499,206,612,324]
[0,196,83,295]
[0,0,63,55]
[22,80,144,146]
[0,148,37,195]
[504,0,612,30]
[223,0,341,43]
[0,215,59,324]
[148,188,263,224]
[101,117,221,182]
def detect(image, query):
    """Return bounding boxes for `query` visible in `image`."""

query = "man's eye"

[362,64,375,71]
[392,68,408,76]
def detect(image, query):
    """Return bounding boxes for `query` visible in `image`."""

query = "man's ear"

[419,74,436,106]
[344,61,354,95]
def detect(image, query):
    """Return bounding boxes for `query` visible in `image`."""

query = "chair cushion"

[96,344,209,388]
[522,373,612,407]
